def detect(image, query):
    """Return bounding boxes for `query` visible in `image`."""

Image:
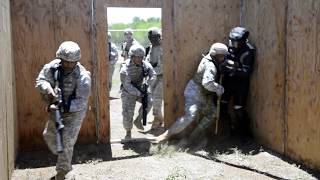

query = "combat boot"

[151,117,163,130]
[125,130,131,139]
[51,170,68,180]
[133,118,144,130]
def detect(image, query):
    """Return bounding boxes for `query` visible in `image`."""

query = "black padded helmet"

[229,27,249,42]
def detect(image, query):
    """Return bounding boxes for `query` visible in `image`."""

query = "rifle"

[141,82,148,126]
[53,69,65,153]
[132,81,148,126]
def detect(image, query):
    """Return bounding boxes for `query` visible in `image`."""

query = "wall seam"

[91,0,100,143]
[172,0,178,118]
[283,0,289,155]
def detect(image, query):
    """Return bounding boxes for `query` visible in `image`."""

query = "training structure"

[0,0,16,179]
[1,0,320,179]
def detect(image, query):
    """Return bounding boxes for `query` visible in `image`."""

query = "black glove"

[220,60,238,75]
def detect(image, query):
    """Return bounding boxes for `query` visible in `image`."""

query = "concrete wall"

[0,0,17,179]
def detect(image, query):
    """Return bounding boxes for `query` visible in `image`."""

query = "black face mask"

[148,36,161,46]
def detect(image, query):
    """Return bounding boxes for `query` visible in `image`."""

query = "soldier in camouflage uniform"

[144,27,164,130]
[108,32,119,91]
[155,43,227,143]
[120,44,156,138]
[121,28,140,60]
[35,41,91,180]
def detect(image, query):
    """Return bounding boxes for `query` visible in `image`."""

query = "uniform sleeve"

[146,62,157,88]
[202,63,221,93]
[110,43,118,62]
[35,63,55,94]
[153,48,163,75]
[234,50,254,77]
[69,71,91,112]
[120,64,142,97]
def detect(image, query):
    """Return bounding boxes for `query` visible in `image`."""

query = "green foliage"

[108,17,161,48]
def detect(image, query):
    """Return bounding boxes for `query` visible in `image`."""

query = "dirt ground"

[12,59,320,180]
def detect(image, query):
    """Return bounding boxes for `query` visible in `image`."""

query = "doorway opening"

[106,7,164,141]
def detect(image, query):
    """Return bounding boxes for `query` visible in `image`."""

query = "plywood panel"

[173,0,240,116]
[162,0,176,127]
[1,0,16,179]
[241,0,286,153]
[11,0,56,150]
[0,52,9,180]
[11,0,102,150]
[96,0,109,143]
[105,0,161,7]
[286,0,320,169]
[53,0,97,144]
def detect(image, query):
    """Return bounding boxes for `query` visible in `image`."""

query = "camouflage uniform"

[121,28,140,60]
[158,43,227,142]
[35,41,91,177]
[120,59,156,132]
[121,38,139,60]
[146,45,164,123]
[108,41,118,90]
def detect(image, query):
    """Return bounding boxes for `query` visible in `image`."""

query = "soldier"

[220,27,255,137]
[143,27,163,130]
[108,32,119,91]
[35,41,91,180]
[155,43,227,143]
[120,44,156,138]
[121,28,139,60]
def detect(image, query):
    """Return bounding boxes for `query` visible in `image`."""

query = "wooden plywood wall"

[11,0,109,150]
[0,0,16,179]
[242,0,320,170]
[241,0,287,153]
[105,0,162,7]
[10,0,320,171]
[168,0,240,124]
[286,0,320,170]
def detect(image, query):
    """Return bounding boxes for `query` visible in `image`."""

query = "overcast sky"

[107,7,161,25]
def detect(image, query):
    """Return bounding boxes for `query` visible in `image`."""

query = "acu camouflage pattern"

[121,39,139,60]
[35,59,91,172]
[109,42,118,90]
[146,45,163,119]
[168,55,221,139]
[120,59,156,130]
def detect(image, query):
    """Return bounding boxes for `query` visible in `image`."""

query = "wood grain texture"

[11,0,56,150]
[0,0,16,179]
[286,0,320,170]
[105,0,161,7]
[96,0,109,143]
[241,0,287,153]
[162,0,176,127]
[53,0,97,144]
[11,0,99,150]
[172,0,240,121]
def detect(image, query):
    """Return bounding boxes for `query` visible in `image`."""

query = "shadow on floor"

[15,142,155,169]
